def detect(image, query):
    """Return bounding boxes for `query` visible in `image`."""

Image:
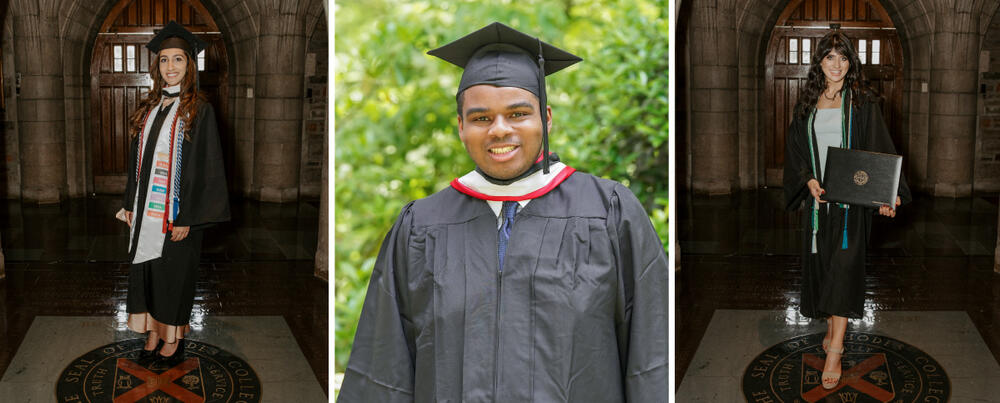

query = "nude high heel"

[822,346,843,390]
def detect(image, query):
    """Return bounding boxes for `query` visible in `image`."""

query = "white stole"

[129,97,180,264]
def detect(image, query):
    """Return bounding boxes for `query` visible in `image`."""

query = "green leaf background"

[334,0,668,385]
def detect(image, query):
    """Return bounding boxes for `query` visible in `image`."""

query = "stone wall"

[300,4,326,199]
[687,1,740,194]
[975,6,1000,192]
[252,0,307,202]
[3,17,21,198]
[926,6,983,196]
[12,0,67,203]
[206,0,259,198]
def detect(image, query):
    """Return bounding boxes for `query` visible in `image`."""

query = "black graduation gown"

[783,101,911,319]
[122,101,230,326]
[338,173,669,402]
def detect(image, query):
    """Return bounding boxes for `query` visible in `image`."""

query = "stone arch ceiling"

[729,0,1000,76]
[54,0,260,76]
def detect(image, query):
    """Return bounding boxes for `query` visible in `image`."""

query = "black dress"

[783,100,911,318]
[338,172,669,402]
[122,100,230,341]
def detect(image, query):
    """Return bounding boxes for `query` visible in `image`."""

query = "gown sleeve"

[122,134,141,211]
[863,103,912,205]
[338,202,417,403]
[608,185,668,402]
[783,118,816,211]
[172,102,231,227]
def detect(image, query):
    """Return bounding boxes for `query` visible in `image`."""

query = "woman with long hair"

[120,21,230,364]
[783,31,911,389]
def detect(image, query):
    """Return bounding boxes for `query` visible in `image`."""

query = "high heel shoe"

[156,339,186,366]
[822,347,843,390]
[138,339,164,363]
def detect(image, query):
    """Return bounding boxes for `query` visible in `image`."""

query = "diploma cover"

[822,147,902,209]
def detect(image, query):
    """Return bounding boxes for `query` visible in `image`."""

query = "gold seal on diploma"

[853,170,869,186]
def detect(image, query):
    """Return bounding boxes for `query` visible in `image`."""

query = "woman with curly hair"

[783,31,911,389]
[120,21,230,364]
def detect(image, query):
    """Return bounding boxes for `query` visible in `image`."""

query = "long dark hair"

[793,31,878,120]
[127,49,205,140]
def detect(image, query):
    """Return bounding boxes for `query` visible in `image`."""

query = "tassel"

[841,209,849,249]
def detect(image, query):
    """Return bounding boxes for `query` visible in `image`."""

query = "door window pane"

[789,38,798,64]
[859,39,867,64]
[126,45,136,72]
[113,45,123,72]
[802,39,811,63]
[198,50,206,71]
[872,40,880,65]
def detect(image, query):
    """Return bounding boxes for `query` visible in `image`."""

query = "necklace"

[823,90,838,100]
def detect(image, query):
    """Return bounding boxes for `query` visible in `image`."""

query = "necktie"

[498,201,518,272]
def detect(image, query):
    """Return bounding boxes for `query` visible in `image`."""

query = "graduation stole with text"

[129,97,185,263]
[806,88,853,250]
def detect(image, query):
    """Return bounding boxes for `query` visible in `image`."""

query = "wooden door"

[765,0,903,187]
[90,0,229,194]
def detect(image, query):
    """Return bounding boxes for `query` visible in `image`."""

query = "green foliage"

[334,0,668,377]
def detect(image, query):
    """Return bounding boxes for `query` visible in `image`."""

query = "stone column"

[926,9,981,197]
[13,2,65,203]
[252,5,307,202]
[688,1,739,194]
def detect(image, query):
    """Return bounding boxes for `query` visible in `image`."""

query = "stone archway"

[763,0,904,187]
[88,0,230,194]
[680,0,998,196]
[2,0,324,201]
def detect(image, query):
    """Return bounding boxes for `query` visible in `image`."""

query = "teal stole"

[806,89,853,250]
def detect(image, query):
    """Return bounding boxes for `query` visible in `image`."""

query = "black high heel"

[138,339,164,363]
[156,339,186,366]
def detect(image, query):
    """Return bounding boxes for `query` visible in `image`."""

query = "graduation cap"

[146,20,208,56]
[428,22,582,174]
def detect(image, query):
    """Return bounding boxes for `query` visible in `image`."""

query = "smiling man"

[338,22,668,402]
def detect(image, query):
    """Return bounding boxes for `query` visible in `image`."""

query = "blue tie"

[498,201,518,272]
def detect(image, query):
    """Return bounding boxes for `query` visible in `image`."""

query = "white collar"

[451,162,575,202]
[162,84,181,95]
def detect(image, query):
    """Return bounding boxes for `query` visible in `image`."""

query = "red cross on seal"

[112,357,204,403]
[800,353,894,402]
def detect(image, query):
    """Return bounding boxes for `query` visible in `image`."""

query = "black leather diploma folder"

[822,147,902,209]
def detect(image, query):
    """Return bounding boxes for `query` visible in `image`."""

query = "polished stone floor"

[677,310,1000,401]
[0,196,327,398]
[677,189,1000,397]
[1,316,327,402]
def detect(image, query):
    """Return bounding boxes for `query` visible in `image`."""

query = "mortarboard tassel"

[537,39,549,174]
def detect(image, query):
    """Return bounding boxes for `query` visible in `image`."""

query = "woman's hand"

[807,179,827,203]
[878,196,902,218]
[170,226,190,241]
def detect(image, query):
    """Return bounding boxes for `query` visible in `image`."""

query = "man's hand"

[125,211,133,226]
[171,226,190,241]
